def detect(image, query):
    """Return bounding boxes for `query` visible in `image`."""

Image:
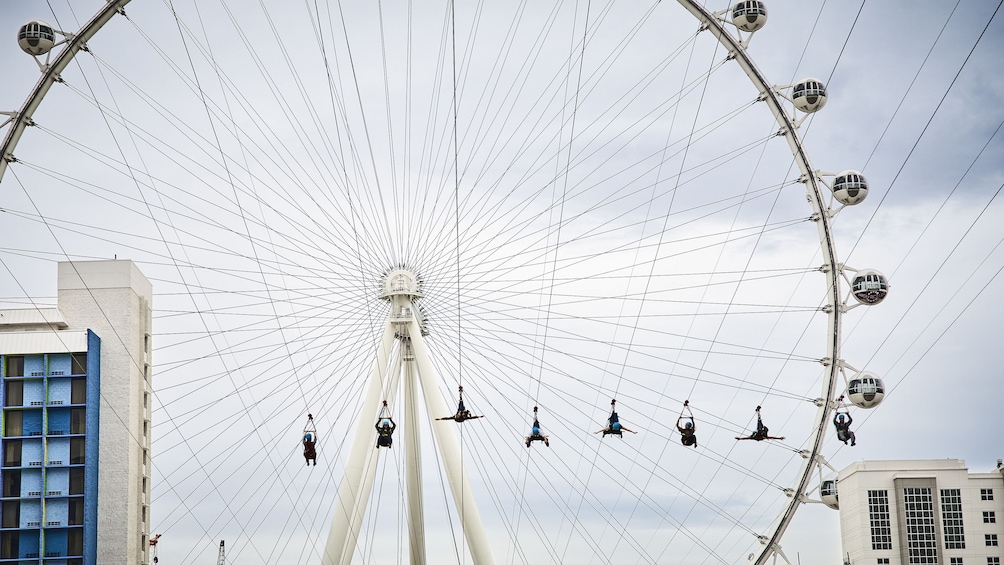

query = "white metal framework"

[322,269,494,565]
[675,2,844,563]
[0,2,883,564]
[0,0,132,186]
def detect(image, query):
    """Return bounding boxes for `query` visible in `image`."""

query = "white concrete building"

[1,260,153,565]
[836,459,1004,565]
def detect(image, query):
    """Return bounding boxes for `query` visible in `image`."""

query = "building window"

[70,353,87,375]
[878,559,890,565]
[3,410,22,436]
[4,356,24,378]
[69,497,84,525]
[1,531,19,559]
[70,437,85,464]
[983,489,995,501]
[988,558,1000,565]
[1,500,19,528]
[69,467,84,495]
[988,534,999,547]
[2,440,22,467]
[70,407,86,434]
[941,489,966,549]
[4,380,23,407]
[904,486,938,564]
[985,511,997,523]
[869,490,893,550]
[950,559,963,565]
[70,378,86,404]
[2,470,21,497]
[67,528,83,556]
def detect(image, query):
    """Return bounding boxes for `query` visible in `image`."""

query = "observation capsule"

[851,269,889,305]
[731,1,768,33]
[18,20,55,56]
[847,372,885,409]
[832,170,868,206]
[820,477,839,510]
[792,78,827,113]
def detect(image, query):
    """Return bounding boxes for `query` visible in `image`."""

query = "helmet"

[685,422,693,429]
[837,414,845,421]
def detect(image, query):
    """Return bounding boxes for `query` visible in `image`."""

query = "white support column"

[323,321,399,565]
[403,342,427,565]
[408,318,496,565]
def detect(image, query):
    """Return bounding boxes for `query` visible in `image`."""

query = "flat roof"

[0,308,68,330]
[0,330,89,355]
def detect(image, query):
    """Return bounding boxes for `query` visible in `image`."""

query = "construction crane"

[216,540,225,565]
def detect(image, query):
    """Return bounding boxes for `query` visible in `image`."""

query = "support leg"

[403,342,427,565]
[408,319,496,565]
[322,322,399,565]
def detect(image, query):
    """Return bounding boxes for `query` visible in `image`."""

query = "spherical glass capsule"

[731,1,768,33]
[833,170,868,206]
[820,477,839,510]
[851,269,888,305]
[847,372,885,409]
[18,20,55,56]
[792,78,827,113]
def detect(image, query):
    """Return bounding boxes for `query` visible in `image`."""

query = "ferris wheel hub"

[379,268,423,300]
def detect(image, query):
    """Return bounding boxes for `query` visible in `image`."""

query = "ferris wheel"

[0,1,892,564]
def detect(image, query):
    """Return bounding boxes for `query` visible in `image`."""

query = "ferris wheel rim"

[0,0,133,187]
[675,2,843,563]
[0,2,853,563]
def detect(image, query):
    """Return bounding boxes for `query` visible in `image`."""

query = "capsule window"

[741,1,766,16]
[851,379,882,395]
[18,23,54,42]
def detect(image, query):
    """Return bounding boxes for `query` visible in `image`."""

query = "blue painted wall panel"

[20,469,41,498]
[48,354,71,376]
[46,498,68,527]
[84,330,100,565]
[47,408,70,436]
[46,468,68,496]
[17,530,39,558]
[21,437,43,467]
[45,528,67,554]
[19,499,40,528]
[47,379,71,405]
[24,355,44,377]
[22,409,42,435]
[23,380,44,406]
[46,437,69,466]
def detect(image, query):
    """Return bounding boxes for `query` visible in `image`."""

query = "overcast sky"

[2,1,1003,564]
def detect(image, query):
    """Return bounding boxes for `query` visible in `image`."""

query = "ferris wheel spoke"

[0,1,890,563]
